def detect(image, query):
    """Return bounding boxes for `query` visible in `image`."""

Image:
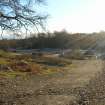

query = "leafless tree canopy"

[0,0,47,36]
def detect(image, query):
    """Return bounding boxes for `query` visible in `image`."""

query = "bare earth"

[0,59,103,105]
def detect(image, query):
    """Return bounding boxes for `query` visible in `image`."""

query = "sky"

[45,0,105,33]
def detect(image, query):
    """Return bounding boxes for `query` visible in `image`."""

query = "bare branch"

[0,0,47,37]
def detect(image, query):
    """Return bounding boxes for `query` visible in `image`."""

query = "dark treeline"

[0,30,105,50]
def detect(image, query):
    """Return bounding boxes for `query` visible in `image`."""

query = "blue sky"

[45,0,105,33]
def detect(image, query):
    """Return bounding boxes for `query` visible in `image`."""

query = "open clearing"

[0,58,103,105]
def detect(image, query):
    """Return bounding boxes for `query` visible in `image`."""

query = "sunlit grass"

[39,67,60,75]
[67,63,77,68]
[0,71,27,78]
[0,50,73,77]
[0,58,9,64]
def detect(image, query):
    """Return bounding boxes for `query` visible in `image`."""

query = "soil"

[0,59,103,105]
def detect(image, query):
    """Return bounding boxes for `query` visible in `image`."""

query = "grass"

[0,50,73,77]
[0,71,27,78]
[67,63,77,68]
[34,57,72,67]
[0,58,9,64]
[0,50,16,58]
[41,68,56,75]
[40,67,62,75]
[62,49,85,60]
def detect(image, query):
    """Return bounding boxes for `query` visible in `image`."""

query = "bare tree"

[0,0,47,37]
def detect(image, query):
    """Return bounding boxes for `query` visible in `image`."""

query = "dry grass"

[0,71,27,78]
[0,50,72,78]
[33,57,72,66]
[0,51,103,105]
[62,49,85,60]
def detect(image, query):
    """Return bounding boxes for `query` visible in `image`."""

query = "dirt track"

[0,59,103,105]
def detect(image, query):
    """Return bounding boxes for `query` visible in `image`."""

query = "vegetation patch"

[62,49,85,60]
[0,58,9,65]
[0,50,17,58]
[34,57,72,67]
[0,71,27,78]
[0,50,73,77]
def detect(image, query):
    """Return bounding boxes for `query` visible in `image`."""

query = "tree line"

[0,30,105,50]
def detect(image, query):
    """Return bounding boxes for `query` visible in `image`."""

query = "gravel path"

[0,59,103,105]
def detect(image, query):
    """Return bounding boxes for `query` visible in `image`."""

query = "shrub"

[62,49,85,60]
[34,57,72,66]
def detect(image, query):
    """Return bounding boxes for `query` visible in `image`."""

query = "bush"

[34,57,72,66]
[62,49,85,60]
